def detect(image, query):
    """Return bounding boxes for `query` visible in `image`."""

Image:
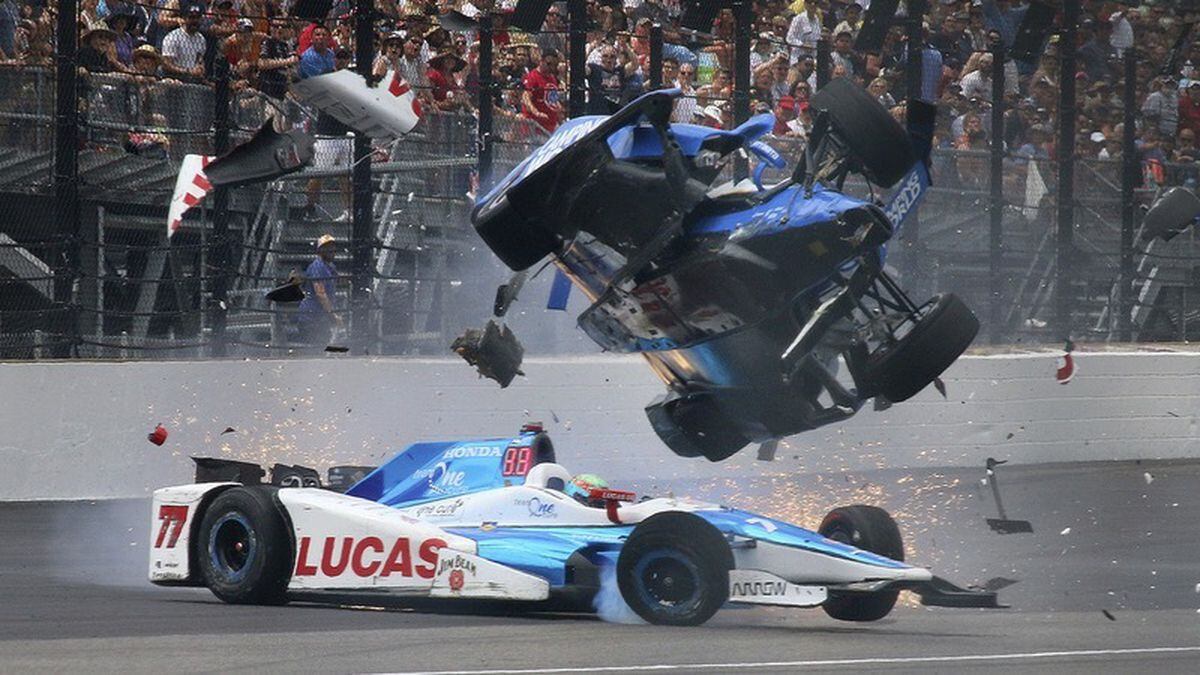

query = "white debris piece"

[1144,472,1154,484]
[1060,527,1071,536]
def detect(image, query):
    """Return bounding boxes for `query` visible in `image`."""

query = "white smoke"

[592,563,646,624]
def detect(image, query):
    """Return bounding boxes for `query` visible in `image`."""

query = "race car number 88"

[502,447,533,477]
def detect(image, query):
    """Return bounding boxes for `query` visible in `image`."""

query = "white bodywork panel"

[399,482,715,528]
[279,488,475,591]
[291,70,420,139]
[728,570,827,607]
[148,482,237,583]
[430,549,550,601]
[732,539,932,585]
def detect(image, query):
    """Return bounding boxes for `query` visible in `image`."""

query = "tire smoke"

[592,563,645,624]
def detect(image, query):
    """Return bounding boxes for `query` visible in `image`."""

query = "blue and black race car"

[151,426,1001,626]
[469,80,979,462]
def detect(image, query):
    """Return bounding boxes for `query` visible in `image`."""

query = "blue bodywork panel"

[346,433,538,508]
[447,507,907,587]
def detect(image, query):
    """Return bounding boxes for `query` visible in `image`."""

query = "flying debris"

[1056,340,1076,385]
[220,427,236,435]
[451,320,525,387]
[147,424,168,446]
[984,458,1033,534]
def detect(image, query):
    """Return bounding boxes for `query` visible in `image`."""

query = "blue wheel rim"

[208,512,257,583]
[632,548,703,617]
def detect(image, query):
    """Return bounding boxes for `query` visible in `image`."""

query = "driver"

[564,473,608,507]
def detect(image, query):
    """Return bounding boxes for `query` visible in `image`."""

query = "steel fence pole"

[901,0,927,289]
[351,0,375,350]
[816,37,830,90]
[1055,0,1080,339]
[53,0,80,357]
[649,24,663,89]
[988,40,1006,344]
[1118,47,1137,342]
[211,59,232,356]
[567,0,587,118]
[478,12,495,190]
[732,0,751,180]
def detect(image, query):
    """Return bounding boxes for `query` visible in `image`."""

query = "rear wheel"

[617,512,732,626]
[861,293,978,403]
[809,78,914,188]
[819,505,904,622]
[197,486,292,605]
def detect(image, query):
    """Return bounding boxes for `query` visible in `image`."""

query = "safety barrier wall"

[2,350,1198,501]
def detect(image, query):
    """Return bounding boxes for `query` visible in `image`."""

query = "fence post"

[478,12,495,190]
[816,37,830,90]
[988,40,1006,344]
[53,0,80,357]
[211,59,232,357]
[900,0,927,287]
[732,0,752,179]
[1055,0,1080,339]
[1118,47,1137,342]
[351,0,376,350]
[649,24,663,89]
[567,0,587,118]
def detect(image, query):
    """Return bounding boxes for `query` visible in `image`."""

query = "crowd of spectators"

[0,0,1197,188]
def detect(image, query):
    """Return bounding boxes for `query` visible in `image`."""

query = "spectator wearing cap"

[208,0,239,42]
[1108,7,1134,53]
[521,48,564,132]
[1179,81,1200,137]
[586,45,630,115]
[428,48,468,111]
[830,30,860,79]
[105,12,137,68]
[833,3,863,41]
[772,95,798,137]
[930,11,971,70]
[257,18,298,100]
[1142,76,1180,138]
[161,6,207,80]
[787,0,822,63]
[297,234,344,348]
[223,17,264,90]
[79,26,119,73]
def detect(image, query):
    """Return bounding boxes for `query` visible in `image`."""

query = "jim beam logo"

[438,554,477,593]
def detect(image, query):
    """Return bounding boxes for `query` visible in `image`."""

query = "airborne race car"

[150,426,1000,626]
[472,79,979,462]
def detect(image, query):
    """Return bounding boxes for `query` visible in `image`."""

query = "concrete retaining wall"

[2,351,1198,500]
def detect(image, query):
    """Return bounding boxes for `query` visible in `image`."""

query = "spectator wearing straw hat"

[297,234,343,347]
[79,25,120,73]
[428,48,468,111]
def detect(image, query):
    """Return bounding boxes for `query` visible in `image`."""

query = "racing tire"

[473,196,562,271]
[809,78,914,188]
[861,293,978,403]
[197,486,292,605]
[818,505,904,622]
[645,393,750,462]
[617,512,732,626]
[1141,187,1200,242]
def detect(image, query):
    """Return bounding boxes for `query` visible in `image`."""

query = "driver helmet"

[565,473,608,507]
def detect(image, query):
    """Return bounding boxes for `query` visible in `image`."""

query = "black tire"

[818,505,904,622]
[197,486,292,605]
[863,293,978,403]
[645,393,750,462]
[809,78,914,188]
[472,195,561,271]
[1141,187,1200,242]
[617,512,732,626]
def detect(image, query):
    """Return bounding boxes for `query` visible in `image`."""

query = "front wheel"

[617,512,732,626]
[819,505,904,622]
[197,486,292,605]
[860,293,978,403]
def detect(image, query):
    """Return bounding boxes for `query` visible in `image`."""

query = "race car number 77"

[155,504,189,548]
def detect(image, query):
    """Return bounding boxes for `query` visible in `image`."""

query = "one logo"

[448,569,465,592]
[525,496,556,518]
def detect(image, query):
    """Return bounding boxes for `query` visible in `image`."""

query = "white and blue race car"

[150,425,1000,626]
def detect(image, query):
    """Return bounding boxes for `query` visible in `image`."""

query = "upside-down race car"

[471,80,979,462]
[150,426,1001,626]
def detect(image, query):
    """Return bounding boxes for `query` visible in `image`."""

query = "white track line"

[378,646,1200,675]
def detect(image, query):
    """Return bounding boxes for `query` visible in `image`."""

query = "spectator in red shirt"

[1180,82,1200,137]
[427,49,467,111]
[522,49,563,133]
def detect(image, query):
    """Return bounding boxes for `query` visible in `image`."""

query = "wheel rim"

[633,548,703,616]
[208,512,257,583]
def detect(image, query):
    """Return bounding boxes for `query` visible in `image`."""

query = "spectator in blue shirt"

[297,234,342,347]
[299,24,335,79]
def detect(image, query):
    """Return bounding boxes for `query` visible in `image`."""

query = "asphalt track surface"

[4,459,1200,674]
